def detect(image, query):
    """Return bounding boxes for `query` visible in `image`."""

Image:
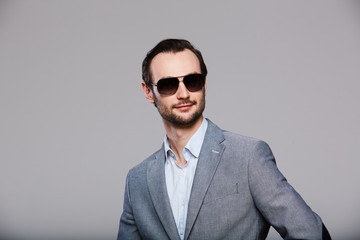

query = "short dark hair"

[142,39,208,86]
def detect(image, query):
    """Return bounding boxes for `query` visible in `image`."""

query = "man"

[118,39,330,239]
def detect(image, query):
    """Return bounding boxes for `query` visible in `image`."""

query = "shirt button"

[181,201,185,206]
[180,231,184,235]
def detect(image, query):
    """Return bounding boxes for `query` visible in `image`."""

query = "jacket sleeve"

[117,171,142,240]
[248,140,329,239]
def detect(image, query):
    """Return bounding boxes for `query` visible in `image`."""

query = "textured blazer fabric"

[118,120,324,240]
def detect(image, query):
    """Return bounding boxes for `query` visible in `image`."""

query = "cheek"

[155,96,172,108]
[195,90,206,100]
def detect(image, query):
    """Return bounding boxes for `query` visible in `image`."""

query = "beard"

[153,90,205,128]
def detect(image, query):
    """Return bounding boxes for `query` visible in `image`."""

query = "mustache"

[172,100,197,108]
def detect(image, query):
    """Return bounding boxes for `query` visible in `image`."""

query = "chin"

[168,112,203,128]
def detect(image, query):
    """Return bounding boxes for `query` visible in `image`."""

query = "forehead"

[150,49,201,81]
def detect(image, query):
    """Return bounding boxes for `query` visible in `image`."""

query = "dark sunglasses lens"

[157,77,179,95]
[184,74,205,92]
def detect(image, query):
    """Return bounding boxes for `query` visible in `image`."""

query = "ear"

[141,81,155,104]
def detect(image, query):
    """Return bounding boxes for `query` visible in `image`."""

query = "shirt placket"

[178,167,186,238]
[178,150,190,239]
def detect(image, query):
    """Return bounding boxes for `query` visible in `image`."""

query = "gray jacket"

[118,120,328,240]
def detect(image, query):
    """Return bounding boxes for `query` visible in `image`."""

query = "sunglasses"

[151,73,206,95]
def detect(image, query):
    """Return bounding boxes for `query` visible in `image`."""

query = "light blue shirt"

[164,118,208,240]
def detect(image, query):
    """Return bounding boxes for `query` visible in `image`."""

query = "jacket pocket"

[203,182,240,205]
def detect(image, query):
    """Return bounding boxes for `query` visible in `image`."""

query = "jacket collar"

[184,119,225,240]
[147,147,180,240]
[146,119,225,240]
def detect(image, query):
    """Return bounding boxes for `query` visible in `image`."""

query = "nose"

[176,78,190,99]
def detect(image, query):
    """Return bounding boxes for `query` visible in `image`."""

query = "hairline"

[148,49,202,84]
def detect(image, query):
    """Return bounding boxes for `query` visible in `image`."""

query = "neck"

[163,115,203,167]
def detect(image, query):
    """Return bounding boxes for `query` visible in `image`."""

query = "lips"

[174,101,196,110]
[175,104,193,110]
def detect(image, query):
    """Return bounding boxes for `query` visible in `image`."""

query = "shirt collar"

[164,118,208,159]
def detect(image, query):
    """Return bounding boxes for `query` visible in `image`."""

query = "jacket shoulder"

[206,119,271,153]
[127,147,162,177]
[222,130,267,147]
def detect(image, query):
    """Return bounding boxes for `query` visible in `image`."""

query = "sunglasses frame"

[151,73,206,96]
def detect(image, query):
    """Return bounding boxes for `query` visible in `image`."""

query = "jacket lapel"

[147,147,180,240]
[184,120,225,240]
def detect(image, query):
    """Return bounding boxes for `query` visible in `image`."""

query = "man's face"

[143,49,206,127]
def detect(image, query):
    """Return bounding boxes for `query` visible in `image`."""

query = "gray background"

[0,0,359,239]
